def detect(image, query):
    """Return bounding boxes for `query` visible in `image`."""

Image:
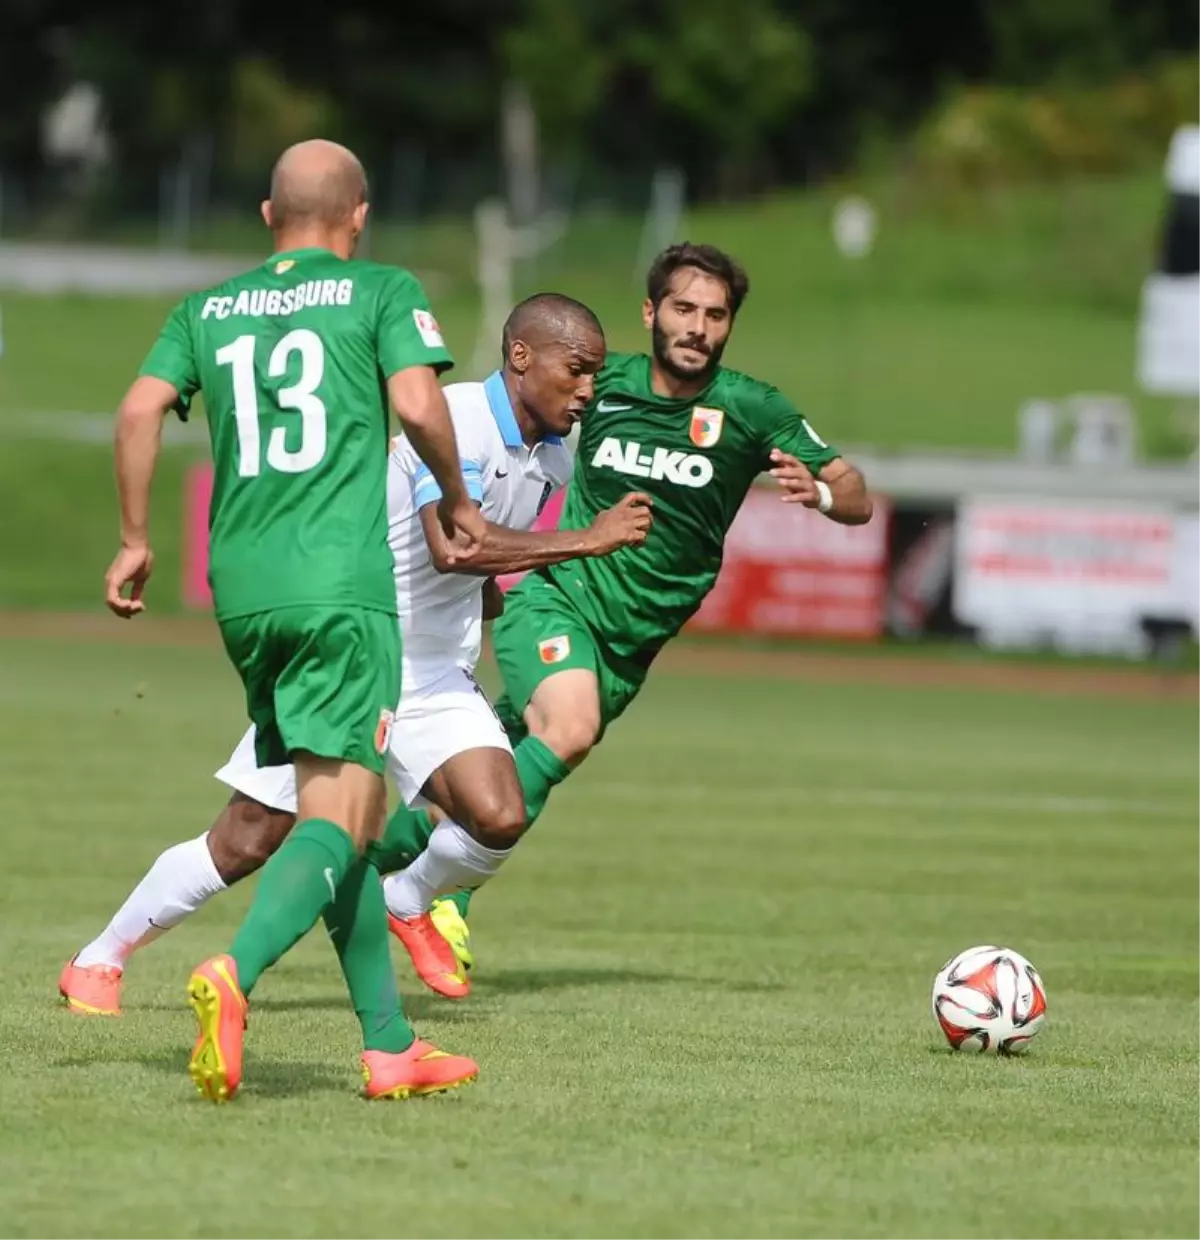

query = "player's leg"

[288,635,477,1097]
[435,590,646,932]
[209,609,393,1002]
[188,607,474,1101]
[61,795,292,1015]
[188,607,373,1101]
[61,726,296,1015]
[376,580,587,871]
[378,673,523,996]
[381,582,597,951]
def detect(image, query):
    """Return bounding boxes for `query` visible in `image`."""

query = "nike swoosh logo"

[596,400,633,413]
[324,867,337,901]
[495,470,508,478]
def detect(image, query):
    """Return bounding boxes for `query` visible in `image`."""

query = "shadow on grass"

[55,1046,349,1097]
[475,965,784,995]
[133,990,477,1023]
[253,993,479,1023]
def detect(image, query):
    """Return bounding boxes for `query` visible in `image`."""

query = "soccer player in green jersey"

[381,242,873,990]
[104,139,484,1100]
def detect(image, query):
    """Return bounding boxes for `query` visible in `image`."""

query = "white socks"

[383,821,510,919]
[74,833,228,970]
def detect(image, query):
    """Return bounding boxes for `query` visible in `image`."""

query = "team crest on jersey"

[538,635,571,664]
[413,308,445,348]
[274,259,296,274]
[374,708,395,755]
[689,406,725,449]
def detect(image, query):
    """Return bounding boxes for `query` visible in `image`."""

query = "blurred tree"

[503,0,611,157]
[627,0,813,197]
[985,0,1126,85]
[0,0,1196,223]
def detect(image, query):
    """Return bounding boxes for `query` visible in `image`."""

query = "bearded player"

[381,242,873,993]
[64,293,653,1010]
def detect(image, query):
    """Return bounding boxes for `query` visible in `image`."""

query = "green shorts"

[218,604,400,775]
[491,572,646,743]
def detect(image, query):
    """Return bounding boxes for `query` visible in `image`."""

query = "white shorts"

[213,663,511,813]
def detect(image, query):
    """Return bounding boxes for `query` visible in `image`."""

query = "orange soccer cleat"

[59,956,123,1016]
[387,911,471,999]
[362,1040,479,1100]
[186,954,248,1104]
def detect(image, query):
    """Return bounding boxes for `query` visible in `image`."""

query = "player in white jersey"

[60,294,653,1016]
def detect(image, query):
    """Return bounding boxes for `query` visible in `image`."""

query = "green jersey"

[140,247,452,620]
[547,351,839,660]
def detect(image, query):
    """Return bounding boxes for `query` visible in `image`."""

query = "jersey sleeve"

[376,268,454,379]
[756,386,840,472]
[137,299,200,420]
[410,402,485,510]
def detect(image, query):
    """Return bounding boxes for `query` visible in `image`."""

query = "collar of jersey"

[484,370,563,448]
[266,246,342,263]
[606,353,719,409]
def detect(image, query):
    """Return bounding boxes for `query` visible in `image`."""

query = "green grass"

[0,633,1195,1237]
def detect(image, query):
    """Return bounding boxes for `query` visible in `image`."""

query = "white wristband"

[814,480,833,514]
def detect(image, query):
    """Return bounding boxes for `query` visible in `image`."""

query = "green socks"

[368,804,436,874]
[322,856,415,1054]
[515,735,572,828]
[230,817,355,995]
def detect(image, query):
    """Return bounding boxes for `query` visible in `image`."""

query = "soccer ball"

[931,945,1047,1054]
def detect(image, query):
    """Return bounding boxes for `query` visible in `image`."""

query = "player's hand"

[588,492,654,554]
[105,542,155,618]
[437,497,486,565]
[769,449,822,506]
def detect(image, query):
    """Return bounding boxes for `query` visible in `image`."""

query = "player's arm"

[107,301,199,617]
[770,450,872,525]
[761,388,872,525]
[387,365,476,521]
[419,492,653,577]
[378,270,483,557]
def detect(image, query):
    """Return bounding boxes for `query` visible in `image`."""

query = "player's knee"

[534,712,599,767]
[466,791,528,851]
[208,795,294,884]
[525,673,602,766]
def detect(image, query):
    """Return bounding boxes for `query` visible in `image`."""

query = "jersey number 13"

[216,329,327,477]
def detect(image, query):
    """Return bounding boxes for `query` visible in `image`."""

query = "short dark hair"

[501,292,604,361]
[646,242,750,316]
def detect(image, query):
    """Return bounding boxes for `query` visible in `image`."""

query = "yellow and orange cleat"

[388,911,471,999]
[362,1040,478,1100]
[59,956,123,1016]
[186,954,248,1104]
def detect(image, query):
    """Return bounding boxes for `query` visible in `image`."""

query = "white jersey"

[388,371,574,685]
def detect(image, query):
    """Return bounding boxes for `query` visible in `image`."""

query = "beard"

[651,315,726,384]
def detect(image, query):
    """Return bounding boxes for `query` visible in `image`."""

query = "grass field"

[1,629,1196,1238]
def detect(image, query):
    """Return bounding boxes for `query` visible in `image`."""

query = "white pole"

[635,167,685,283]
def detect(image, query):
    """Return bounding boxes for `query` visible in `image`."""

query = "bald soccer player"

[96,139,485,1103]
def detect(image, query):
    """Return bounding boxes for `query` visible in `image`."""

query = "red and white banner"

[954,499,1199,650]
[688,490,890,639]
[182,463,214,609]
